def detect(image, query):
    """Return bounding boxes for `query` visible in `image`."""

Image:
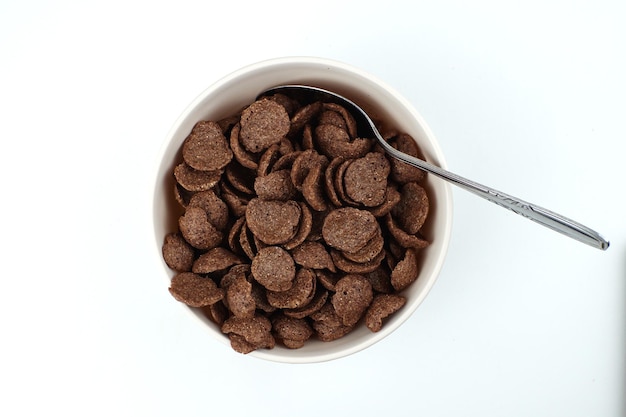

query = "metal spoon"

[259,84,609,250]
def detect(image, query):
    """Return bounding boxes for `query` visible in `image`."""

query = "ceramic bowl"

[153,56,453,363]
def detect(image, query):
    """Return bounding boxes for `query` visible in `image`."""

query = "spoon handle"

[382,144,609,250]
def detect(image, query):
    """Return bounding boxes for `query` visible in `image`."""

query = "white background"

[1,1,624,416]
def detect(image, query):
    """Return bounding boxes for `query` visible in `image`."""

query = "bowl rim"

[152,56,453,363]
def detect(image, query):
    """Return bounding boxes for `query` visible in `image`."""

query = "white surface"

[0,0,623,416]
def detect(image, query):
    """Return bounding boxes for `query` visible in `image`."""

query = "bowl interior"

[153,57,452,363]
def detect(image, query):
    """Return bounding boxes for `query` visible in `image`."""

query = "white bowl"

[153,56,453,363]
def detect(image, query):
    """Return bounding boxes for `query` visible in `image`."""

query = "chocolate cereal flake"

[227,333,258,354]
[365,294,407,332]
[174,162,223,192]
[391,182,429,234]
[227,216,246,255]
[330,248,385,274]
[256,144,281,177]
[389,133,426,184]
[240,98,290,153]
[220,264,251,291]
[169,272,224,308]
[289,101,323,137]
[310,302,353,342]
[238,221,258,260]
[225,162,256,195]
[314,124,372,159]
[220,181,250,218]
[272,315,313,349]
[284,288,329,319]
[315,270,340,291]
[341,231,384,264]
[229,123,259,170]
[254,169,296,201]
[246,198,301,245]
[282,202,313,250]
[331,274,373,327]
[251,246,296,291]
[384,213,429,249]
[302,163,328,211]
[390,248,419,291]
[324,157,345,207]
[322,207,379,253]
[266,268,316,309]
[343,152,390,207]
[291,149,328,191]
[192,247,244,274]
[182,121,233,171]
[333,158,358,207]
[201,301,228,326]
[290,241,335,272]
[222,315,275,353]
[162,233,195,272]
[322,102,358,138]
[178,207,223,250]
[364,266,394,294]
[226,273,256,319]
[187,189,229,231]
[271,150,301,172]
[367,185,401,218]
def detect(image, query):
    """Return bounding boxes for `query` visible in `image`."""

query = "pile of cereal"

[162,91,431,353]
